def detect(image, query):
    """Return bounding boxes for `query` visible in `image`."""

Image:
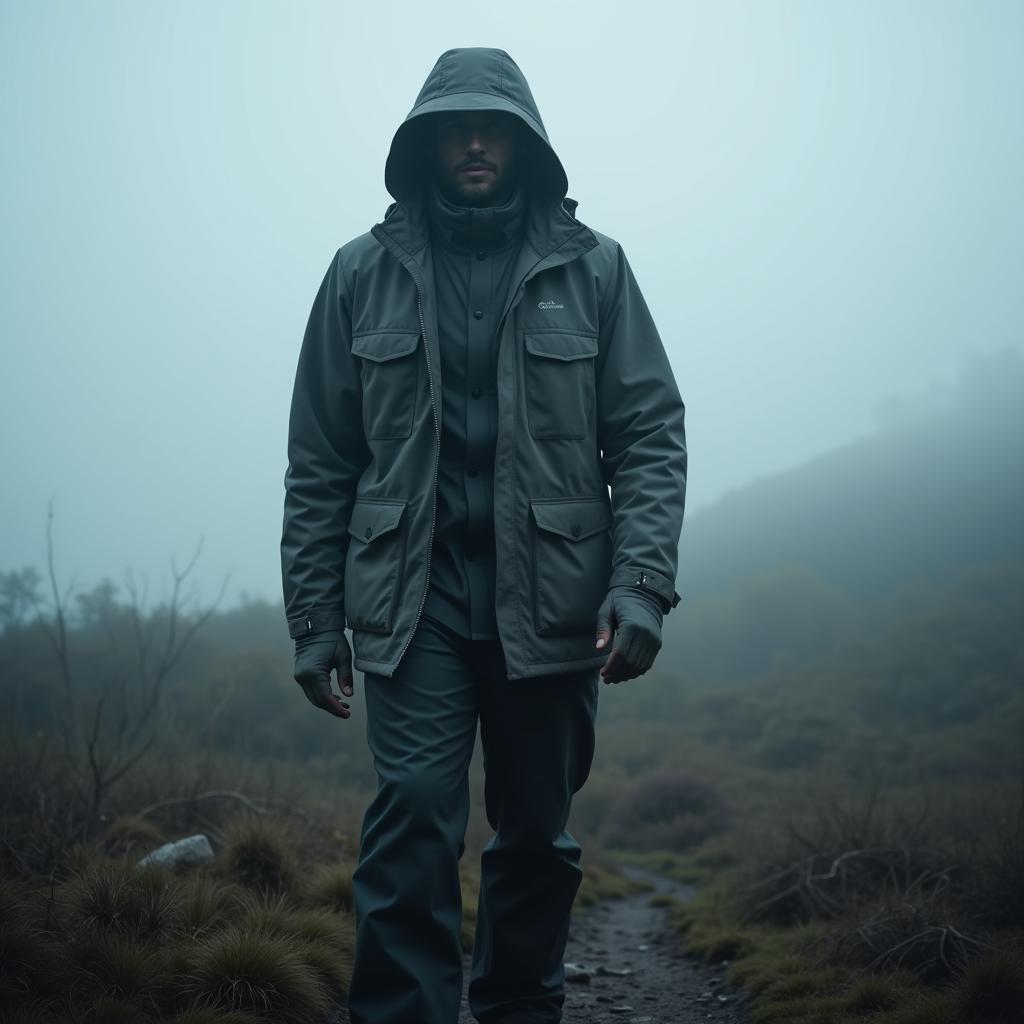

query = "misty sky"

[1,1,1021,613]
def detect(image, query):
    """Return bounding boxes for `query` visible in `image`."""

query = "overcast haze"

[1,0,1021,611]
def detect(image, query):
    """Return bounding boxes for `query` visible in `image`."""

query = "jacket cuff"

[607,565,682,615]
[287,608,347,640]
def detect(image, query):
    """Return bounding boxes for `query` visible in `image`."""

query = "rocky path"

[331,864,749,1023]
[455,863,749,1023]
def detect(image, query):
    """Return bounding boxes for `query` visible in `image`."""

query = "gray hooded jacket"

[280,47,687,679]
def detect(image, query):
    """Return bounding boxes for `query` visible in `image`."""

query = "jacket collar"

[373,189,597,278]
[427,182,527,254]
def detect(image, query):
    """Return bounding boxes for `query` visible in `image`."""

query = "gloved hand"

[594,585,664,684]
[293,628,354,719]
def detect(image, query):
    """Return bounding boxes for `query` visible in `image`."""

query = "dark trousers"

[346,613,599,1024]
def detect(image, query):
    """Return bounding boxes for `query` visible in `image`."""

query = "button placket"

[464,230,494,636]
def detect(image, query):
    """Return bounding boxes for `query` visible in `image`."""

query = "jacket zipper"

[393,285,440,670]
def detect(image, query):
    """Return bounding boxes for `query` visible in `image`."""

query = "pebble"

[564,962,591,984]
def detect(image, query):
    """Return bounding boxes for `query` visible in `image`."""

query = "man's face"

[431,110,520,206]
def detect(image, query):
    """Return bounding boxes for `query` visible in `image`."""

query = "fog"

[2,0,1021,610]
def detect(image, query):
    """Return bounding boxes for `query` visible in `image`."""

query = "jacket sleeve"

[280,249,371,640]
[595,241,687,614]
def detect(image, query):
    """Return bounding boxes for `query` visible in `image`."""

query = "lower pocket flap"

[351,331,420,362]
[530,497,612,541]
[347,498,406,542]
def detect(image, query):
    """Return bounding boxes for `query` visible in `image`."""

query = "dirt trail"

[332,864,749,1023]
[455,863,749,1023]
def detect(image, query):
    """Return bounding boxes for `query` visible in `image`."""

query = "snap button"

[571,523,581,537]
[476,250,486,260]
[365,526,372,538]
[468,466,479,478]
[473,309,484,320]
[471,386,482,398]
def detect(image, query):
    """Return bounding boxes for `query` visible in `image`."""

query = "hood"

[384,47,569,204]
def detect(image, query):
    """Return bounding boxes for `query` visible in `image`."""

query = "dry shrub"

[735,789,953,926]
[970,785,1024,932]
[95,816,165,861]
[607,770,727,852]
[823,891,988,983]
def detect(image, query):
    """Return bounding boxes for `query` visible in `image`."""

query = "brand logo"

[537,300,565,310]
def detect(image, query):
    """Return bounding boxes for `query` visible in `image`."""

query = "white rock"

[136,834,214,869]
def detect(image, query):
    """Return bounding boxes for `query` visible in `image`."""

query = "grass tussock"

[68,928,162,1003]
[60,859,182,939]
[956,949,1024,1023]
[212,812,299,896]
[302,862,355,914]
[0,837,357,1023]
[178,924,333,1023]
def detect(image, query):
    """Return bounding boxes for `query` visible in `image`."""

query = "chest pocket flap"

[522,332,599,440]
[523,332,598,361]
[350,332,421,439]
[351,331,420,361]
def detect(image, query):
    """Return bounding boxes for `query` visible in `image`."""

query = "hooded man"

[281,47,687,1024]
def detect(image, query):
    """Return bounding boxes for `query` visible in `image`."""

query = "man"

[281,47,686,1024]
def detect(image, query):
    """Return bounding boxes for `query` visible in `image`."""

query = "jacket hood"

[384,47,569,204]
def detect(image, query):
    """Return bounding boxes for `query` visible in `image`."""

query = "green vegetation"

[590,562,1024,1023]
[2,375,1022,1019]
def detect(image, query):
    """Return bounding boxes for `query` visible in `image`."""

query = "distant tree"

[25,496,231,816]
[0,566,43,630]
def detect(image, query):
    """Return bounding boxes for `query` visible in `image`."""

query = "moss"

[747,992,851,1024]
[647,892,676,908]
[884,990,960,1024]
[842,971,918,1013]
[686,926,757,962]
[574,861,647,909]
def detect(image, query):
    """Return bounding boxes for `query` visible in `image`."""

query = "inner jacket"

[420,180,528,641]
[280,46,688,680]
